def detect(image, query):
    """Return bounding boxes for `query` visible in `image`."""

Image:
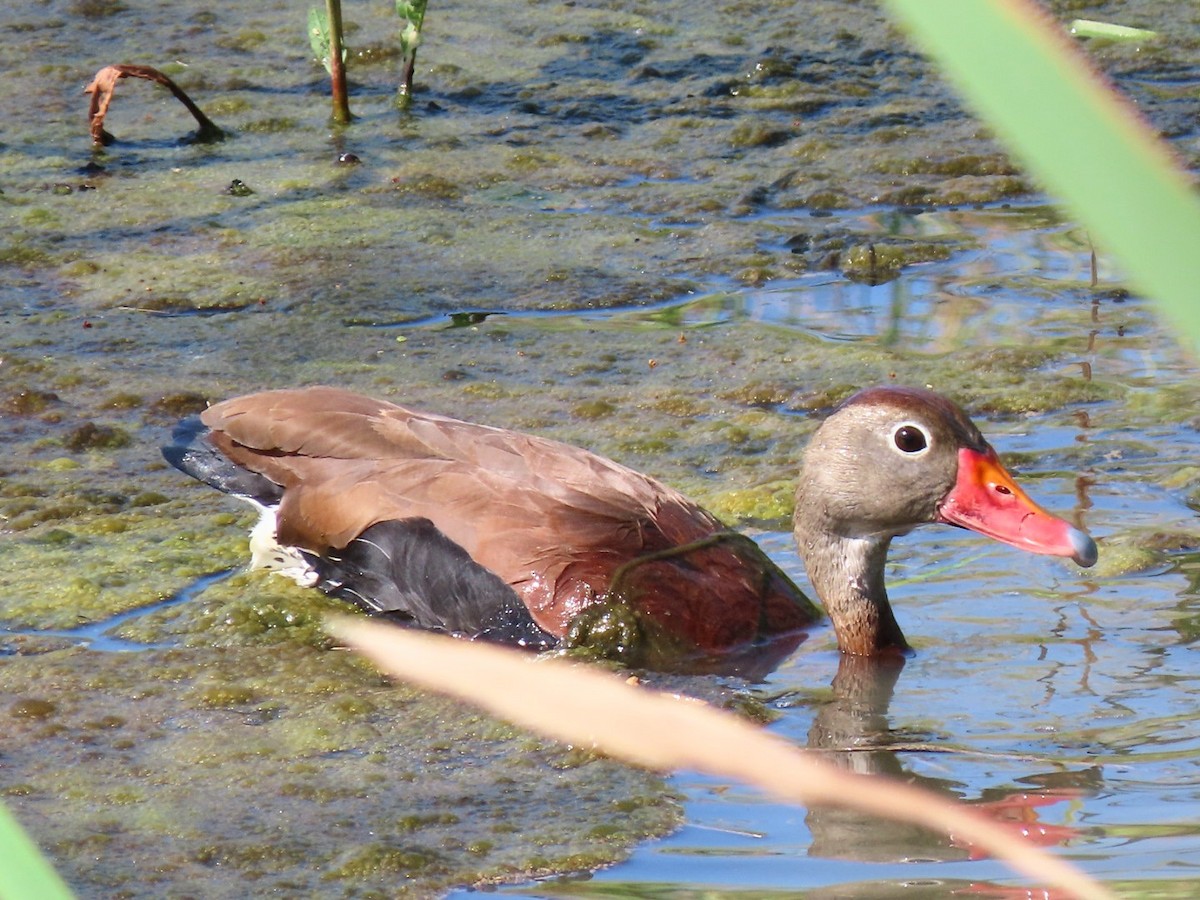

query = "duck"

[162,385,1097,671]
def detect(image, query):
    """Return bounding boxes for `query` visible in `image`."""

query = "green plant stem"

[326,0,351,125]
[396,0,429,108]
[399,52,418,107]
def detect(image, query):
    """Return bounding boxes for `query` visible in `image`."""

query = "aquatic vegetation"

[83,65,225,145]
[330,618,1114,899]
[307,1,351,124]
[0,644,681,895]
[1,0,1199,895]
[308,0,430,117]
[396,0,430,108]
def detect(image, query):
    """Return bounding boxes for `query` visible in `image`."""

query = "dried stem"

[84,64,224,146]
[327,618,1114,900]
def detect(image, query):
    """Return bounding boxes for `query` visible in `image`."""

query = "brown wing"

[203,386,684,511]
[202,387,728,634]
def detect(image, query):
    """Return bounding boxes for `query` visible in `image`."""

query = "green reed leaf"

[885,0,1200,350]
[0,803,74,900]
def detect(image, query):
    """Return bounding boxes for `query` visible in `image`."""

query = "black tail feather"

[163,420,553,649]
[162,417,283,505]
[310,519,557,650]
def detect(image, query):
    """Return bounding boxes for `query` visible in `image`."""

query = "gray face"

[795,387,991,541]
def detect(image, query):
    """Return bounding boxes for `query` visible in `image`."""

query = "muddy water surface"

[2,0,1200,896]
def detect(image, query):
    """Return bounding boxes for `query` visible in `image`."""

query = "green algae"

[840,241,953,284]
[0,646,680,896]
[2,388,60,415]
[10,698,59,720]
[705,481,797,526]
[119,567,347,649]
[325,843,449,879]
[0,491,246,629]
[1087,529,1200,579]
[62,420,132,451]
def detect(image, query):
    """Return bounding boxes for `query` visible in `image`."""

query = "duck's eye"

[892,424,929,454]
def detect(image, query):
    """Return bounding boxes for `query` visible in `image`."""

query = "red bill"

[937,447,1097,567]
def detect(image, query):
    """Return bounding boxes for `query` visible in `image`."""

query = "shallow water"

[2,0,1200,896]
[439,213,1200,897]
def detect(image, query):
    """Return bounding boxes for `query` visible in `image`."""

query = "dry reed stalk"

[84,64,224,145]
[327,617,1113,900]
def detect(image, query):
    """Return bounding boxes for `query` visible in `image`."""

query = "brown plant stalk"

[325,0,351,125]
[84,64,225,146]
[327,617,1114,900]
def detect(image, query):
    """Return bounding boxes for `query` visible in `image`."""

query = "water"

[443,377,1200,897]
[445,508,1200,897]
[10,200,1199,893]
[2,569,235,653]
[430,207,1200,896]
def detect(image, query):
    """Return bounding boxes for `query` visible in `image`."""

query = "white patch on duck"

[245,499,319,588]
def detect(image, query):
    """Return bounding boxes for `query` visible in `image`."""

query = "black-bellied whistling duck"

[162,385,1096,671]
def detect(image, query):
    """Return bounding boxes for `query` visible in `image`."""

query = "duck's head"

[794,386,1097,655]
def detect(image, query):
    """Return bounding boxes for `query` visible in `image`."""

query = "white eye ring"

[890,422,931,456]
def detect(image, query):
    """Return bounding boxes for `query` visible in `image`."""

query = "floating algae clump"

[0,646,682,896]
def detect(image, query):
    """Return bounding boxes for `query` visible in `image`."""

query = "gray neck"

[793,521,910,657]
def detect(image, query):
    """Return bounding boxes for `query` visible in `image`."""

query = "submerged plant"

[396,0,429,108]
[308,0,351,124]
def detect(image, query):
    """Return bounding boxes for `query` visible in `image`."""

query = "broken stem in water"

[84,64,225,146]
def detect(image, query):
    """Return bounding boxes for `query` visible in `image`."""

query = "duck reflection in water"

[802,654,1097,876]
